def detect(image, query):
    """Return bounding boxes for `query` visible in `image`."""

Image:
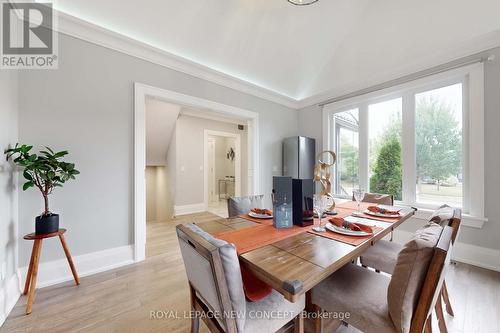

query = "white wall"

[17,33,298,267]
[0,71,19,326]
[145,167,157,222]
[174,114,247,207]
[166,126,177,218]
[145,99,180,166]
[145,166,171,222]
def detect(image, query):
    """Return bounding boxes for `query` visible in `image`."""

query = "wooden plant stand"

[23,228,80,314]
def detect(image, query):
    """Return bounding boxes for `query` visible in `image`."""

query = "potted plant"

[4,144,79,234]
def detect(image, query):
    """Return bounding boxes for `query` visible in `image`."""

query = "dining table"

[195,201,416,305]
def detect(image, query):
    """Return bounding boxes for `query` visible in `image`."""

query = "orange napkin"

[329,217,373,233]
[251,208,273,216]
[367,206,399,215]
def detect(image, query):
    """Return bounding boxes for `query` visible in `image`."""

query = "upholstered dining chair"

[311,223,454,333]
[359,205,461,332]
[352,192,394,206]
[177,223,305,333]
[227,195,265,218]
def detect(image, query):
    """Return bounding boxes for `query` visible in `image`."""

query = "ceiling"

[55,0,500,103]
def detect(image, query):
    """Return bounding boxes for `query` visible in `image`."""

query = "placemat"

[308,226,384,246]
[214,224,309,254]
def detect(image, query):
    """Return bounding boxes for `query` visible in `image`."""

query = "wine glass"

[353,188,365,213]
[313,194,328,232]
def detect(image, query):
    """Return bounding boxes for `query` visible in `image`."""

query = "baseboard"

[174,203,206,216]
[393,230,500,272]
[18,245,134,289]
[0,273,21,327]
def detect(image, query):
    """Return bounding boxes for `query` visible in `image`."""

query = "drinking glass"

[313,194,328,232]
[353,188,365,213]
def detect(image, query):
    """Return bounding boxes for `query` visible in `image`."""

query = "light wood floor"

[2,212,500,333]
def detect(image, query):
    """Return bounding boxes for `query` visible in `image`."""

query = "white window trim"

[323,63,486,228]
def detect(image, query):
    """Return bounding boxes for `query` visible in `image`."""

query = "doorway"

[134,83,260,262]
[206,132,240,217]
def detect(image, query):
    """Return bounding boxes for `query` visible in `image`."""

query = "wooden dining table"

[195,201,415,304]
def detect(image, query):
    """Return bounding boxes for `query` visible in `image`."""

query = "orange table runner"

[214,224,310,301]
[215,224,309,254]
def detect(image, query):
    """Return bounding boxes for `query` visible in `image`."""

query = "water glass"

[353,188,365,213]
[313,194,328,232]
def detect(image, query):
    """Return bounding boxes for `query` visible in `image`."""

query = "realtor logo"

[1,1,58,69]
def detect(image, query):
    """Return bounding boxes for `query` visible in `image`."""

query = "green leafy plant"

[4,144,79,216]
[370,137,402,200]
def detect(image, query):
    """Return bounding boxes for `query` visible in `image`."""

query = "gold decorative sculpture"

[314,150,337,212]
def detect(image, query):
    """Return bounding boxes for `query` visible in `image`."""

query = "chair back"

[409,226,454,333]
[429,205,462,244]
[227,195,264,217]
[387,223,443,333]
[177,224,246,333]
[352,192,394,206]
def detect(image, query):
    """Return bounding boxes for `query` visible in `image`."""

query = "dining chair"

[177,223,305,333]
[359,204,461,330]
[227,195,265,218]
[310,223,453,333]
[352,192,394,206]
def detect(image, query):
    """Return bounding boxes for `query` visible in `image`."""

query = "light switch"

[180,166,185,172]
[272,165,278,172]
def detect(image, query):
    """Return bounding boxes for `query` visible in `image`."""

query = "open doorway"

[134,83,260,262]
[144,98,179,257]
[205,131,241,218]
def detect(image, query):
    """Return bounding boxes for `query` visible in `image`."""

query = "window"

[368,98,403,200]
[324,63,485,224]
[415,84,463,206]
[333,109,359,196]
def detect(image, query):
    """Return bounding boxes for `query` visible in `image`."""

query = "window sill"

[410,207,487,229]
[333,197,487,229]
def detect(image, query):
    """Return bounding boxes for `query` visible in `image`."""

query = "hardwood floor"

[2,212,500,333]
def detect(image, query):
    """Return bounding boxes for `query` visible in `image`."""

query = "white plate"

[248,211,273,219]
[363,210,401,218]
[325,223,372,237]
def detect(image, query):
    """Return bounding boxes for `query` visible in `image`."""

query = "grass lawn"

[418,183,462,206]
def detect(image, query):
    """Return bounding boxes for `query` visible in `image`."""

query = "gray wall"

[174,114,247,206]
[17,34,298,265]
[298,46,500,250]
[0,70,19,313]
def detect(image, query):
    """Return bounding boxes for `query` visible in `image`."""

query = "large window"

[368,98,403,200]
[333,109,359,196]
[415,84,463,206]
[325,64,485,224]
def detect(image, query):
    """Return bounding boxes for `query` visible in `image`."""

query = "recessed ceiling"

[55,0,500,101]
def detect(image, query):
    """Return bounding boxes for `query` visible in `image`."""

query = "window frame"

[322,63,486,228]
[333,109,359,197]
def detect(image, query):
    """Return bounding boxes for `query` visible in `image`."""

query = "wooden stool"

[23,228,80,314]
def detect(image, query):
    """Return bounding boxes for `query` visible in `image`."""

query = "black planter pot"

[35,214,59,235]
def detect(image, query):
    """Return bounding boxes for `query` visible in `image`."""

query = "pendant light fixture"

[287,0,319,5]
